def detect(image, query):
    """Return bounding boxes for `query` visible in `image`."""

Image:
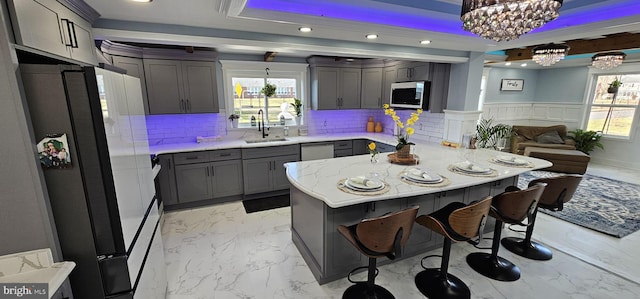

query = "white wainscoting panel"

[482,102,584,130]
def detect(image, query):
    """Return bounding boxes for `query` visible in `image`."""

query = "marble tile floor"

[161,162,640,298]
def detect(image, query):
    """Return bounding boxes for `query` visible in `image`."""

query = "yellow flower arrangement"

[383,104,423,150]
[368,141,379,157]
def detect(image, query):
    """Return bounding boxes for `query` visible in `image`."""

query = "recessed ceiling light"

[131,0,152,2]
[420,40,431,45]
[505,62,512,66]
[298,27,312,33]
[365,34,378,40]
[521,63,528,67]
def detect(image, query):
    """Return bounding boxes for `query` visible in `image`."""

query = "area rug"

[518,171,640,238]
[242,194,290,214]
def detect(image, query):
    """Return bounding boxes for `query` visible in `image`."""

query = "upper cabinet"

[360,68,383,109]
[428,63,451,113]
[143,59,219,114]
[112,56,150,115]
[7,0,97,65]
[396,62,429,82]
[311,66,361,110]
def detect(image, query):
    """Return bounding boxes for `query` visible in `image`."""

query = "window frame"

[583,63,640,141]
[220,60,308,128]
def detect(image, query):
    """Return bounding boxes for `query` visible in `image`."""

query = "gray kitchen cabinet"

[352,139,369,155]
[428,63,451,113]
[157,154,178,206]
[404,194,437,256]
[396,62,429,82]
[333,140,353,157]
[382,66,397,106]
[242,145,300,195]
[172,149,243,204]
[112,56,150,115]
[312,67,361,110]
[360,68,383,108]
[7,0,97,65]
[144,59,218,114]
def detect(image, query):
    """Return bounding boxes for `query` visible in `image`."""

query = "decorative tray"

[387,153,419,165]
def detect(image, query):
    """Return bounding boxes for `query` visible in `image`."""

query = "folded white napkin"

[349,176,377,187]
[497,155,516,162]
[409,168,433,180]
[458,161,486,172]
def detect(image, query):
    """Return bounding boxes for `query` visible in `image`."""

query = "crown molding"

[57,0,100,23]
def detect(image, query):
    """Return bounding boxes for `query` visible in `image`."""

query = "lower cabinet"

[242,145,300,195]
[157,155,178,206]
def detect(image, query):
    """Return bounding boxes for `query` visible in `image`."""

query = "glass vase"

[369,155,379,179]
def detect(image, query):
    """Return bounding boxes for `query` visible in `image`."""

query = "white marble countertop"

[284,142,552,208]
[0,248,75,298]
[149,132,398,155]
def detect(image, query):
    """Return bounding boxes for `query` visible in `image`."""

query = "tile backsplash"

[145,110,445,145]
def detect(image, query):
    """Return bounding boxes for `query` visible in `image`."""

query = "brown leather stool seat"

[466,183,546,281]
[414,197,492,299]
[502,174,583,260]
[337,206,419,299]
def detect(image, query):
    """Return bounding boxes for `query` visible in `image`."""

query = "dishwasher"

[301,142,334,161]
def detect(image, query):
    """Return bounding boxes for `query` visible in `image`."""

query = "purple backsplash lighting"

[145,113,224,145]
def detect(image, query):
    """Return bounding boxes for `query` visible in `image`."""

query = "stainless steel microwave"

[389,81,431,110]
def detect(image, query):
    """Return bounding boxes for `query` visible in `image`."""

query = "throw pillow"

[535,131,565,144]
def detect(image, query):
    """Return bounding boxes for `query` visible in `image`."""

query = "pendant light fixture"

[461,0,564,42]
[532,43,570,66]
[592,52,626,70]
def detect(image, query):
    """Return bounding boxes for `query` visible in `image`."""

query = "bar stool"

[466,183,546,281]
[502,175,583,260]
[337,206,419,299]
[414,197,492,299]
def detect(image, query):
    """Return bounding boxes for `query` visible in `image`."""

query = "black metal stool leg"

[415,238,471,299]
[501,207,553,260]
[343,257,395,299]
[466,220,521,281]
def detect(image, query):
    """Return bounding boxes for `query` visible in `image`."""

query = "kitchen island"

[285,142,552,284]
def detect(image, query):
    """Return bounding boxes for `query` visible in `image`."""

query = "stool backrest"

[529,175,583,208]
[356,206,419,254]
[449,197,493,239]
[493,183,546,223]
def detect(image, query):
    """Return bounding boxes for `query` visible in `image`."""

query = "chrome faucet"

[257,109,269,138]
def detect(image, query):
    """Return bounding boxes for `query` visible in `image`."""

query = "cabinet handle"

[371,202,376,212]
[220,153,231,157]
[69,22,78,48]
[406,68,410,79]
[211,166,214,176]
[206,167,210,176]
[61,19,73,47]
[185,156,198,160]
[187,99,191,112]
[179,99,184,112]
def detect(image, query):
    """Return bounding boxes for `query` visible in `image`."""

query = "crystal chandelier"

[532,43,569,66]
[461,0,564,42]
[592,52,626,70]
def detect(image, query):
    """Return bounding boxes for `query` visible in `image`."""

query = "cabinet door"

[382,67,397,106]
[181,61,218,113]
[396,65,412,82]
[328,204,367,276]
[242,158,273,194]
[211,160,243,198]
[113,56,150,115]
[412,63,430,81]
[333,148,353,158]
[436,188,466,209]
[65,15,97,65]
[405,194,437,256]
[360,68,383,108]
[352,139,369,156]
[339,68,362,109]
[157,155,178,206]
[175,163,213,203]
[428,63,450,113]
[144,59,184,114]
[9,0,69,58]
[272,155,299,191]
[466,182,492,204]
[315,67,339,110]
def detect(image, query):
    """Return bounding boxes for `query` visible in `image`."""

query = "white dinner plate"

[453,161,492,174]
[345,178,384,191]
[405,168,443,183]
[496,155,529,165]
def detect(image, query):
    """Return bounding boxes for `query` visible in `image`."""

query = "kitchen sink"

[244,138,288,144]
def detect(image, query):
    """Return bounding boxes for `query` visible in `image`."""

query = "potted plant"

[475,118,512,149]
[608,78,622,94]
[382,104,423,158]
[228,113,240,128]
[567,129,604,154]
[260,83,277,97]
[292,98,302,125]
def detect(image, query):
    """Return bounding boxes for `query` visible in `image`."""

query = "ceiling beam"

[505,33,640,61]
[264,51,277,62]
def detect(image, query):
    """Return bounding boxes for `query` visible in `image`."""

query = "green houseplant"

[292,98,302,116]
[260,83,277,97]
[475,118,512,149]
[608,78,622,94]
[567,129,604,154]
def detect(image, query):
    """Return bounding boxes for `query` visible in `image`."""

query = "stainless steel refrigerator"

[20,64,166,298]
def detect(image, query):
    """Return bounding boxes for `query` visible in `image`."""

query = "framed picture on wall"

[500,79,524,91]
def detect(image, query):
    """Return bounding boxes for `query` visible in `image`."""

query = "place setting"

[489,154,535,168]
[448,160,498,177]
[399,167,450,187]
[337,175,390,195]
